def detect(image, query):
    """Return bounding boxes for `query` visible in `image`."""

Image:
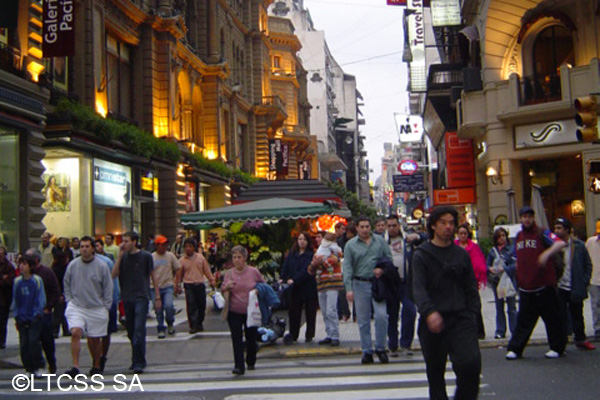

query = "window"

[107,35,132,118]
[523,24,574,104]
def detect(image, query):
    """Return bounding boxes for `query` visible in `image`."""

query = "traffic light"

[575,95,598,142]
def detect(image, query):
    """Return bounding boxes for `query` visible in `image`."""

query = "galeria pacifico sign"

[43,0,75,57]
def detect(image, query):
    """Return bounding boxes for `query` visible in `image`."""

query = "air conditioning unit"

[463,67,482,92]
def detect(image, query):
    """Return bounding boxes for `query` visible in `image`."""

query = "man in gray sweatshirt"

[63,236,113,377]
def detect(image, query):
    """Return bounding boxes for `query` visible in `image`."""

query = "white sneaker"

[32,368,46,378]
[545,350,560,359]
[506,351,518,360]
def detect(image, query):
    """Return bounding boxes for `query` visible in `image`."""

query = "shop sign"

[407,0,426,92]
[282,144,289,175]
[387,0,407,5]
[398,159,419,175]
[42,0,75,57]
[431,0,461,27]
[185,182,197,212]
[434,187,476,205]
[515,120,578,149]
[299,160,311,180]
[445,132,475,188]
[94,159,131,208]
[393,172,425,193]
[395,114,424,142]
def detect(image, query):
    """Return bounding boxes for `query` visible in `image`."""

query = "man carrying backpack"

[506,206,567,360]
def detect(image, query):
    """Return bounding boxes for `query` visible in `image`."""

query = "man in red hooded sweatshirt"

[506,206,567,360]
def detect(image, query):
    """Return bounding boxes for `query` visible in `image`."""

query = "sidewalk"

[0,286,596,370]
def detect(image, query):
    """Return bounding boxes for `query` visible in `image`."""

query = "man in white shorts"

[63,236,113,377]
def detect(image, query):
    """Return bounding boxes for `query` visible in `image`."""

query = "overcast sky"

[304,0,409,182]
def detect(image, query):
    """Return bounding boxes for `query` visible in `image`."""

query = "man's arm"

[202,257,216,287]
[63,265,72,303]
[150,266,161,311]
[111,245,124,279]
[538,241,567,267]
[44,268,61,313]
[102,264,114,310]
[582,243,593,285]
[462,254,481,316]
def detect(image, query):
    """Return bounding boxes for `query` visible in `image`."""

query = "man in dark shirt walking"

[112,232,161,374]
[411,206,481,400]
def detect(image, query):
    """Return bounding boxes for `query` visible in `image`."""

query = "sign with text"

[398,159,419,175]
[299,160,311,180]
[395,114,424,142]
[393,173,425,193]
[94,159,131,208]
[407,0,426,92]
[514,119,579,149]
[269,139,289,175]
[43,0,75,57]
[445,132,475,188]
[431,0,461,27]
[434,187,476,205]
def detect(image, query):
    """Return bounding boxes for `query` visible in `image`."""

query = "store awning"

[180,197,350,229]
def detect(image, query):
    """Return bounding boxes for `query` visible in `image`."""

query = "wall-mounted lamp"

[486,160,503,185]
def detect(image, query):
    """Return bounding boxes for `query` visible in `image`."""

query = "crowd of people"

[1,203,600,398]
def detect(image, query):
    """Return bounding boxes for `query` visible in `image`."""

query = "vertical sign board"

[43,0,75,57]
[299,161,311,180]
[445,132,475,188]
[269,139,281,172]
[407,0,426,92]
[281,144,289,175]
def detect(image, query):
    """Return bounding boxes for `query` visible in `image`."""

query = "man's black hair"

[94,239,105,246]
[80,236,94,246]
[427,206,458,239]
[123,231,139,244]
[387,214,400,222]
[183,237,197,250]
[355,215,371,226]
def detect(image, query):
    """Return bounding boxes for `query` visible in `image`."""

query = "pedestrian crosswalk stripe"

[224,386,457,400]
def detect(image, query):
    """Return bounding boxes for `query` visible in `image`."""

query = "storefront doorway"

[521,154,586,238]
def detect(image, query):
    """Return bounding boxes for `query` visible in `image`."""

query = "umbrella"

[506,188,518,224]
[531,184,549,228]
[180,198,351,229]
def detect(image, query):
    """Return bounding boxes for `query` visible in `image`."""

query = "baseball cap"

[554,217,572,230]
[519,206,535,216]
[154,235,168,245]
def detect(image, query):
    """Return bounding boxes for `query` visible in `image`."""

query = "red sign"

[387,0,407,5]
[398,159,418,175]
[445,132,475,188]
[43,0,75,57]
[433,188,476,205]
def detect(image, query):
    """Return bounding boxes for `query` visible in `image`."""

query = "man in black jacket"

[411,206,481,400]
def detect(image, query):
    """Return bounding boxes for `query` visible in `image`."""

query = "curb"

[268,338,554,358]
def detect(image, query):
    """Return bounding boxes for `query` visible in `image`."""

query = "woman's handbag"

[496,271,516,299]
[246,289,262,327]
[220,290,230,321]
[488,247,506,285]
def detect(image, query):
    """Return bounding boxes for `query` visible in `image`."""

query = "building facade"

[459,0,600,238]
[0,0,315,253]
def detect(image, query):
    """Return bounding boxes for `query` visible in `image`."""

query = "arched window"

[523,24,574,104]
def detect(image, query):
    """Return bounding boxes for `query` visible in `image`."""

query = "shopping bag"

[212,291,225,311]
[246,289,262,327]
[496,272,516,299]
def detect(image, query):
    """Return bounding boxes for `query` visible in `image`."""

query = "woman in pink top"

[456,224,488,339]
[222,245,265,375]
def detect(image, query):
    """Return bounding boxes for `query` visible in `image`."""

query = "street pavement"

[0,286,598,397]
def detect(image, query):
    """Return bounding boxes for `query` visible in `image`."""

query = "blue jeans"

[17,318,44,372]
[352,280,387,354]
[318,289,340,340]
[491,281,517,337]
[387,281,417,350]
[152,286,175,333]
[123,300,148,370]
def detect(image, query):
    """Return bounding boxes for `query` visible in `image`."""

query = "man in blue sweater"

[12,256,46,376]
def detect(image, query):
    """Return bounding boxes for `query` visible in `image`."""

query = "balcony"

[457,58,600,138]
[519,73,561,105]
[0,42,23,77]
[255,95,287,124]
